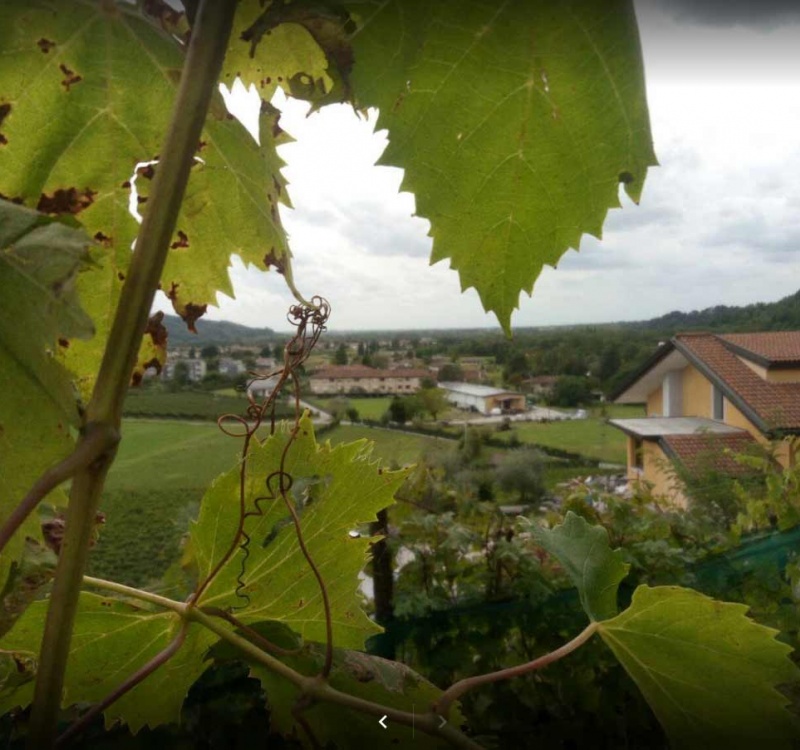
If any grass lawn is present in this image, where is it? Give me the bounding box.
[500,418,628,465]
[307,396,394,420]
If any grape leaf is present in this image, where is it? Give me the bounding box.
[248,640,459,748]
[0,1,289,394]
[0,199,93,586]
[0,592,217,733]
[529,511,629,622]
[598,586,800,748]
[187,415,408,649]
[347,0,657,331]
[221,0,337,103]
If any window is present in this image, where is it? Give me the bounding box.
[633,439,644,471]
[712,385,724,420]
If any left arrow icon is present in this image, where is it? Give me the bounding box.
[378,715,388,729]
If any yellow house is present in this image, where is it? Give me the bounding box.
[610,332,800,505]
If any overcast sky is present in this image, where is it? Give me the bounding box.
[190,0,800,333]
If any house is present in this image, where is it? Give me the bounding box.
[308,365,430,395]
[439,382,526,415]
[217,357,246,377]
[163,357,206,382]
[248,374,281,401]
[610,331,800,505]
[521,375,559,399]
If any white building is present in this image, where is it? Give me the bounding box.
[163,358,206,382]
[438,382,526,415]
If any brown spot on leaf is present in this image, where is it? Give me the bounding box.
[145,310,168,349]
[0,192,24,204]
[137,163,156,180]
[181,303,207,333]
[37,187,96,216]
[58,338,69,348]
[37,38,56,53]
[93,231,112,247]
[118,272,126,281]
[121,180,131,189]
[59,63,82,91]
[196,140,207,152]
[0,102,11,145]
[137,195,148,205]
[264,249,285,275]
[170,230,189,249]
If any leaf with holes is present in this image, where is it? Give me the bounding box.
[346,0,657,331]
[0,199,93,587]
[0,592,216,733]
[528,511,629,622]
[0,1,289,395]
[186,414,407,649]
[598,586,800,748]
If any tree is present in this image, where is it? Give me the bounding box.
[260,345,273,358]
[417,387,450,420]
[3,4,790,749]
[552,375,592,407]
[172,360,190,387]
[439,363,464,382]
[496,449,546,504]
[333,343,348,365]
[200,345,219,359]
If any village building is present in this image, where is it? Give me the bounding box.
[308,365,431,395]
[438,382,526,415]
[217,357,247,377]
[162,357,206,382]
[521,375,559,399]
[610,331,800,506]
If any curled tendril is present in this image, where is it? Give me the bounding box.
[193,297,330,607]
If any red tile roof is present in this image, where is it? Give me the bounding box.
[661,432,759,476]
[676,333,800,432]
[311,365,430,380]
[720,331,800,364]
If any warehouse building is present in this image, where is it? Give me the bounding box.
[438,382,526,415]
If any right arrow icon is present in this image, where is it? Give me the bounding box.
[438,715,447,729]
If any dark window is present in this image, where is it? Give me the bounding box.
[712,385,724,420]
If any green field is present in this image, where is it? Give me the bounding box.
[307,396,393,420]
[502,418,629,464]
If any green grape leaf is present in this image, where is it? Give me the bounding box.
[221,0,346,105]
[0,537,56,639]
[347,0,657,331]
[0,1,289,393]
[247,641,460,748]
[528,511,629,622]
[0,199,93,586]
[598,586,800,748]
[188,414,408,649]
[0,592,217,733]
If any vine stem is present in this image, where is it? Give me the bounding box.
[80,576,481,748]
[188,607,483,750]
[26,3,238,747]
[435,621,599,716]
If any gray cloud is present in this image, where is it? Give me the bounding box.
[651,0,800,27]
[704,209,800,260]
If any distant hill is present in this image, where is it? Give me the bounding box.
[162,289,800,347]
[164,315,275,347]
[629,289,800,334]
